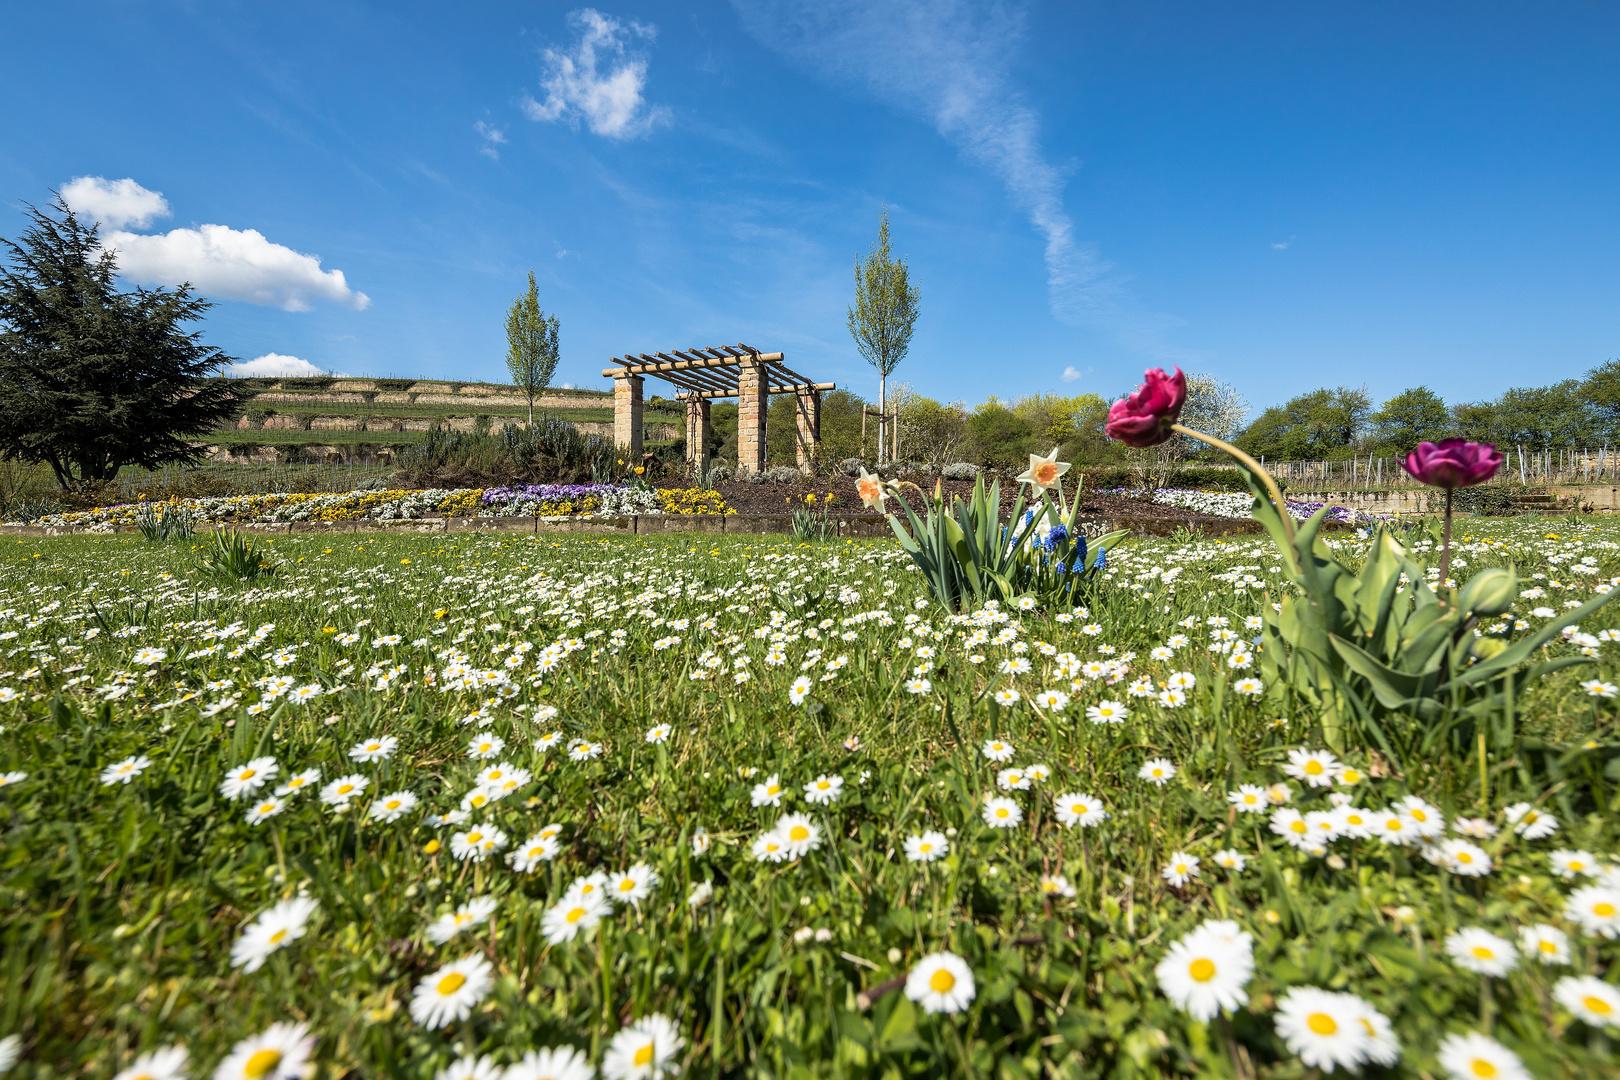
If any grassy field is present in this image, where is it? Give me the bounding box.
[0,521,1617,1078]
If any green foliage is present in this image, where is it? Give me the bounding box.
[200,529,280,581]
[503,270,561,423]
[791,495,838,542]
[1236,387,1374,461]
[966,401,1036,467]
[134,502,194,542]
[1372,386,1452,454]
[887,475,1127,611]
[0,197,245,488]
[847,208,920,383]
[1236,463,1616,765]
[396,420,615,485]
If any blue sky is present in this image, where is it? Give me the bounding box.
[2,1,1617,416]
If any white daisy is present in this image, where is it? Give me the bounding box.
[904,831,949,862]
[1162,852,1200,887]
[348,735,398,763]
[1154,920,1254,1020]
[1436,1032,1530,1080]
[1273,987,1371,1073]
[220,757,279,801]
[1137,758,1176,785]
[505,1046,594,1080]
[601,1013,683,1080]
[409,954,494,1029]
[1554,975,1620,1028]
[112,1045,188,1080]
[607,864,660,906]
[1565,885,1620,938]
[904,951,976,1014]
[981,738,1015,762]
[369,790,419,823]
[981,796,1022,828]
[1445,927,1518,976]
[100,755,153,786]
[212,1022,315,1079]
[426,896,498,945]
[1053,792,1107,828]
[1503,801,1558,840]
[802,774,843,805]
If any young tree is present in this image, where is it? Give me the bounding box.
[504,270,560,425]
[1371,386,1451,453]
[847,207,920,464]
[0,198,244,489]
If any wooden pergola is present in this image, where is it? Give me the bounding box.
[602,344,834,475]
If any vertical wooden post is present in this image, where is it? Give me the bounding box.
[795,388,821,475]
[613,373,644,459]
[685,394,711,471]
[737,354,768,475]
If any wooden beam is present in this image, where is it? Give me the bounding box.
[691,381,835,400]
[601,351,784,378]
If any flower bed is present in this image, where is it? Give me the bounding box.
[16,485,732,530]
[1098,487,1364,523]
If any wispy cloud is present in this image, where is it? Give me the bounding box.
[523,8,669,140]
[1061,365,1081,382]
[1272,235,1295,250]
[474,120,507,160]
[733,0,1201,362]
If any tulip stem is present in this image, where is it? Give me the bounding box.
[1441,488,1454,592]
[1170,425,1296,545]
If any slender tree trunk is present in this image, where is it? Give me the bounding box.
[528,390,534,427]
[879,372,887,466]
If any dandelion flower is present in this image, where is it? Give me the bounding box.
[904,831,949,862]
[1053,792,1106,828]
[904,951,976,1014]
[1154,921,1254,1020]
[1436,1032,1530,1080]
[1554,975,1620,1028]
[212,1022,315,1080]
[982,796,1022,829]
[1137,758,1175,785]
[409,954,493,1029]
[113,1045,188,1080]
[601,1013,683,1080]
[220,757,279,801]
[1272,987,1371,1073]
[1445,927,1518,976]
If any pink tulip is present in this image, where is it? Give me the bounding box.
[1105,367,1187,447]
[1402,439,1503,490]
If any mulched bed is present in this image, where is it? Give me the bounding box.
[708,476,1216,521]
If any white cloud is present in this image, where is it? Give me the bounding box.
[1272,236,1295,250]
[1061,366,1080,382]
[60,176,172,230]
[523,8,669,139]
[227,353,331,378]
[475,120,507,160]
[735,1,1203,362]
[106,223,369,312]
[61,175,369,312]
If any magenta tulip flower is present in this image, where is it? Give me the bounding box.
[1105,367,1188,447]
[1402,439,1503,490]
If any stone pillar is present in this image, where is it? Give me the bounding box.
[613,373,644,458]
[685,394,712,469]
[737,355,768,475]
[795,388,821,474]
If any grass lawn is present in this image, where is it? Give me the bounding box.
[0,522,1617,1078]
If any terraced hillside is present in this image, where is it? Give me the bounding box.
[205,376,688,463]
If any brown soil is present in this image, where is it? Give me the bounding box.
[710,476,1214,521]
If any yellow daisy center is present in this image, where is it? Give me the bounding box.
[1306,1013,1337,1036]
[268,928,288,944]
[566,907,586,924]
[466,832,483,844]
[633,1044,655,1067]
[437,972,466,995]
[240,769,256,780]
[1470,1060,1498,1078]
[1073,804,1088,814]
[789,825,810,841]
[1304,761,1323,775]
[243,1049,283,1079]
[1188,958,1216,982]
[1585,995,1614,1015]
[1290,821,1307,834]
[1593,902,1616,918]
[929,968,957,993]
[1471,946,1494,960]
[1539,940,1558,953]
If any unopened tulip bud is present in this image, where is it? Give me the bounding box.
[1460,567,1518,616]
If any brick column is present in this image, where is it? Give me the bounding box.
[737,355,767,475]
[685,394,711,469]
[795,388,821,474]
[613,373,644,458]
